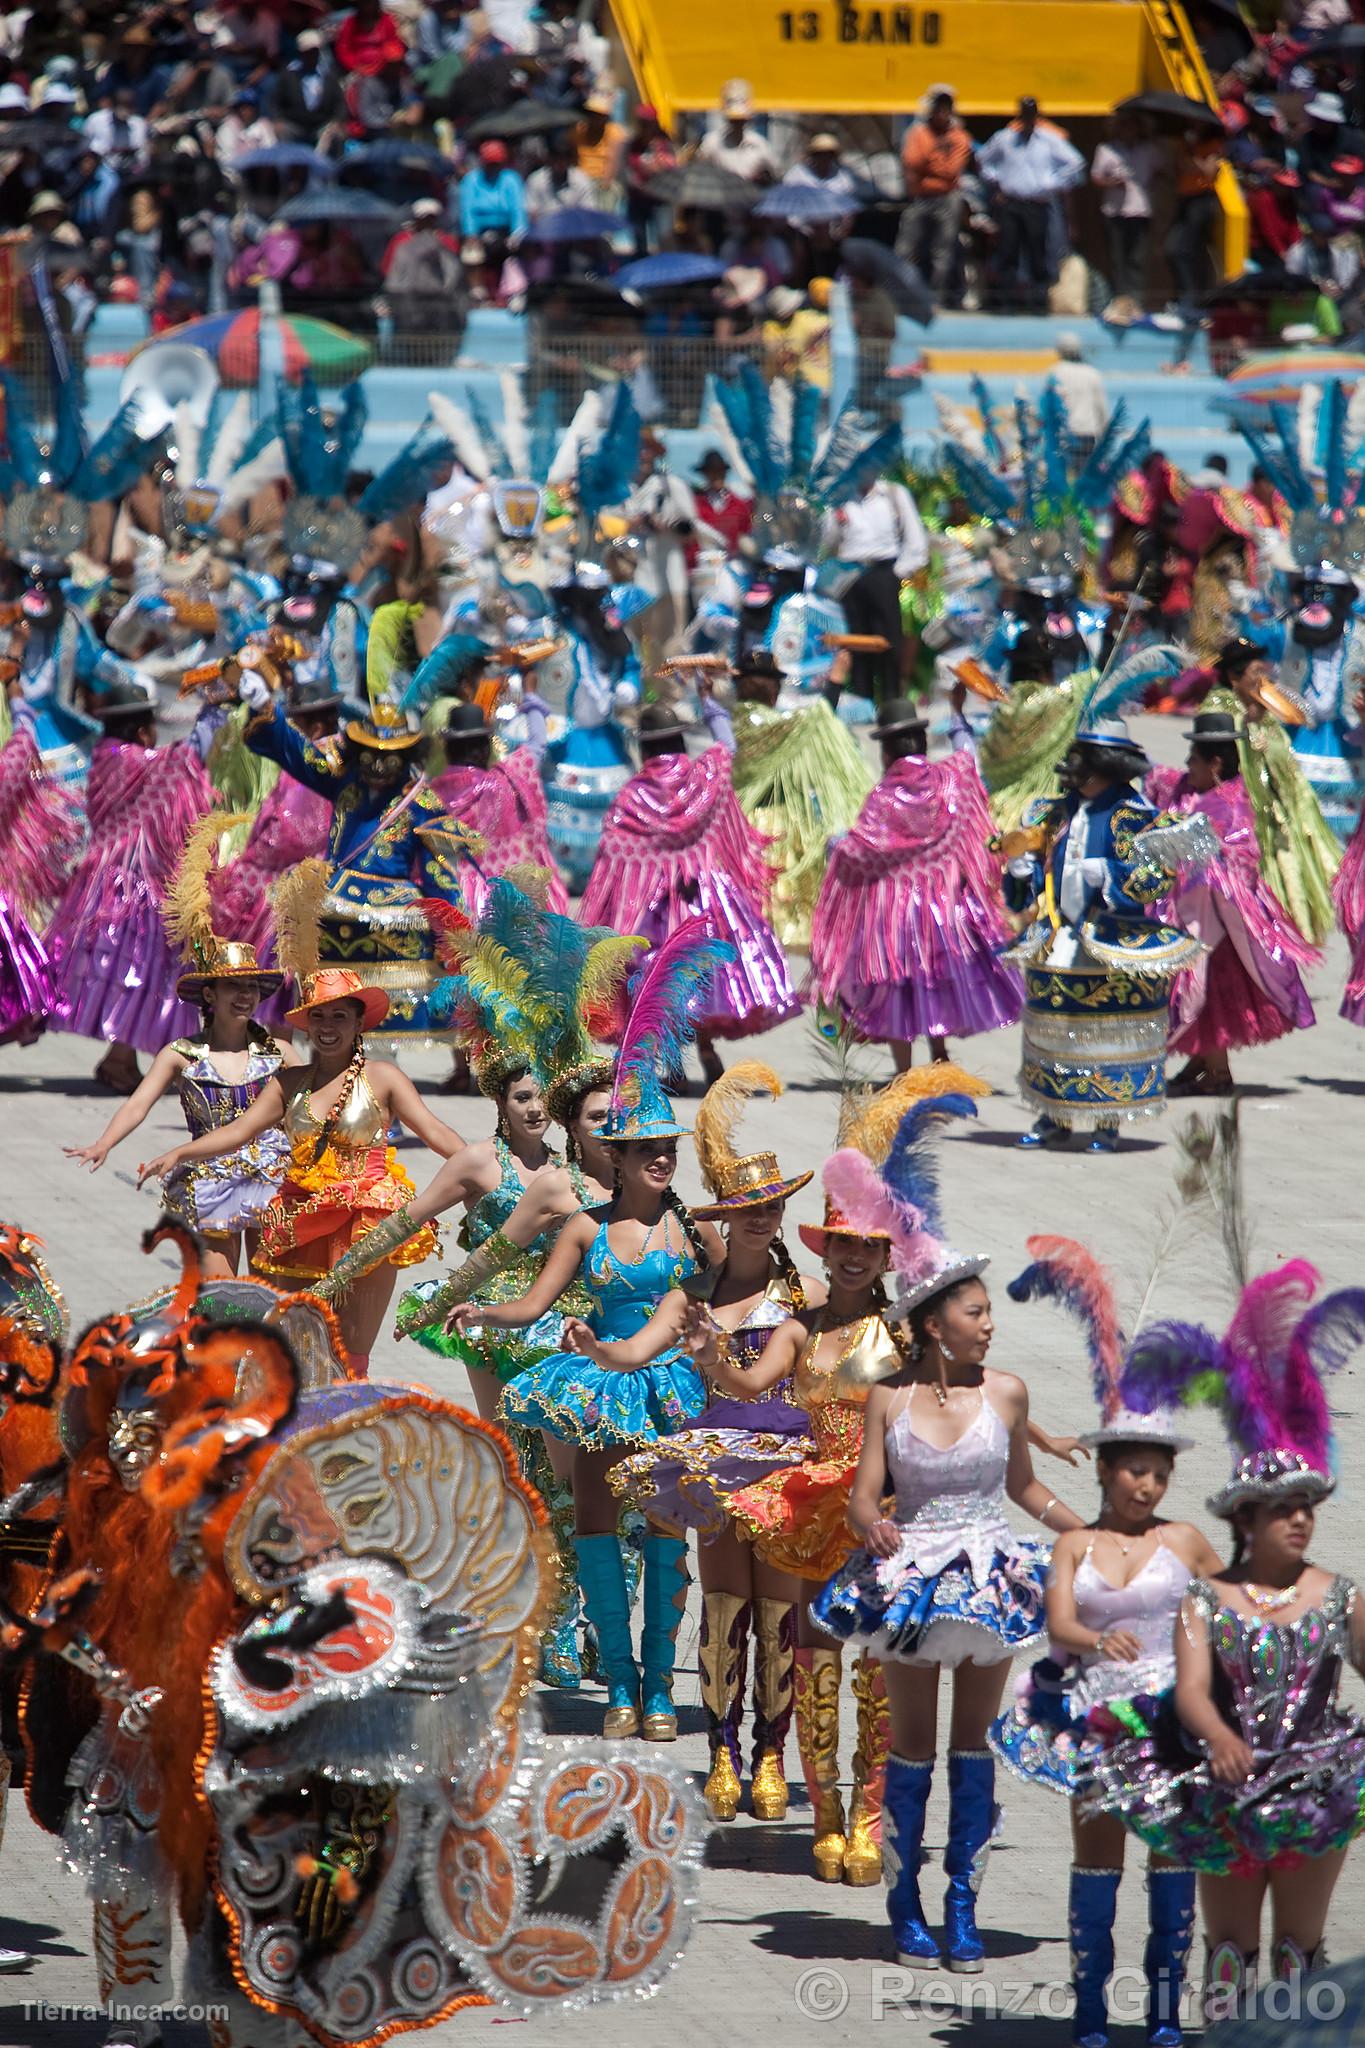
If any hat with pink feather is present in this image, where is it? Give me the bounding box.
[807,1066,991,1314]
[1116,1259,1364,1517]
[1006,1236,1193,1453]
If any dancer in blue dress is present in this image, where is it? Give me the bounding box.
[453,924,729,1740]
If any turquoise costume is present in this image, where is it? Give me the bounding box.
[500,1219,706,1449]
[246,698,474,1038]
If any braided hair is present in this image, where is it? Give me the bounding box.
[663,1185,711,1270]
[769,1233,806,1315]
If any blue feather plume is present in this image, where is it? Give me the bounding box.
[1322,379,1349,514]
[403,631,491,712]
[278,373,367,499]
[715,363,783,497]
[881,1094,979,1238]
[942,439,1015,522]
[1071,400,1134,512]
[49,376,87,489]
[790,377,821,486]
[971,374,1005,468]
[358,419,455,524]
[0,373,45,493]
[70,397,155,503]
[1014,397,1038,520]
[529,388,559,484]
[822,422,903,508]
[578,381,641,524]
[1038,381,1071,504]
[1235,415,1315,513]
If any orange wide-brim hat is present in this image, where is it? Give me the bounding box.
[283,968,390,1033]
[797,1202,892,1258]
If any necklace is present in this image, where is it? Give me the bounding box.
[1098,1526,1153,1558]
[1242,1579,1302,1614]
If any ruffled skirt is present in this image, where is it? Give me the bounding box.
[1169,937,1312,1057]
[49,876,199,1055]
[725,1453,862,1583]
[811,1538,1050,1667]
[1080,1693,1365,1875]
[256,1142,436,1280]
[987,1652,1176,1796]
[161,1132,291,1239]
[607,1395,813,1538]
[0,891,58,1044]
[500,1343,708,1449]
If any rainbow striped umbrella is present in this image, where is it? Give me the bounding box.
[1225,350,1365,403]
[128,310,372,387]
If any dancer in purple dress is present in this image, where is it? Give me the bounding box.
[580,704,798,1083]
[45,683,214,1091]
[0,724,82,1046]
[809,700,1022,1069]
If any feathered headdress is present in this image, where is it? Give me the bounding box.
[941,373,1149,549]
[601,921,733,1143]
[271,855,329,990]
[276,372,367,576]
[163,809,285,1003]
[801,1067,990,1313]
[1006,1235,1193,1451]
[691,1061,813,1217]
[1240,384,1365,582]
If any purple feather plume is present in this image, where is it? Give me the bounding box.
[1222,1262,1319,1453]
[1279,1286,1365,1473]
[1119,1319,1226,1419]
[608,918,733,1124]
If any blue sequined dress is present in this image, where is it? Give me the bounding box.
[499,1218,706,1448]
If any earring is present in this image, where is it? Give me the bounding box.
[939,1341,957,1365]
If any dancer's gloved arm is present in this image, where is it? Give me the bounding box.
[443,1209,595,1333]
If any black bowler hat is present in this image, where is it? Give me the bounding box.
[1185,709,1241,742]
[638,701,691,744]
[873,696,928,738]
[287,676,345,716]
[733,647,784,682]
[1214,635,1264,676]
[444,701,491,739]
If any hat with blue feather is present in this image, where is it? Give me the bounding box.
[1238,383,1365,584]
[276,373,368,582]
[710,361,903,554]
[601,921,734,1143]
[0,372,163,570]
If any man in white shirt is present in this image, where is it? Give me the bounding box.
[698,81,778,185]
[1051,333,1109,453]
[977,97,1084,310]
[1091,112,1161,319]
[821,474,928,703]
[82,89,149,171]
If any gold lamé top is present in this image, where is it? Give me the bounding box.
[283,1067,388,1152]
[795,1311,901,1408]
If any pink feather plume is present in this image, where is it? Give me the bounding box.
[607,916,732,1122]
[822,1149,939,1281]
[1222,1260,1320,1454]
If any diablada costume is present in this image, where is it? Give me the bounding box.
[1001,720,1203,1141]
[1081,1250,1365,2012]
[244,611,479,1042]
[10,1230,706,2046]
[983,1234,1198,2048]
[609,1065,814,1827]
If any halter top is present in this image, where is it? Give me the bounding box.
[463,1136,564,1252]
[581,1216,700,1341]
[174,1037,284,1141]
[794,1310,902,1464]
[1070,1537,1193,1710]
[282,1066,388,1154]
[885,1387,1013,1580]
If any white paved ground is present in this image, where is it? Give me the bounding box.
[1,714,1362,2046]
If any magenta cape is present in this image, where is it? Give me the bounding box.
[210,771,332,1030]
[0,730,82,1042]
[809,752,1022,1041]
[581,746,797,1036]
[48,738,214,1054]
[432,747,569,916]
[1147,768,1317,1056]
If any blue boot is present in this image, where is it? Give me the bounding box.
[1019,1116,1067,1149]
[1086,1126,1119,1154]
[1070,1867,1122,2047]
[640,1531,689,1740]
[1145,1869,1195,2046]
[943,1749,995,1973]
[883,1756,939,1964]
[573,1533,640,1737]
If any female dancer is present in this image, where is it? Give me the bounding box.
[1082,1257,1365,2020]
[456,930,730,1739]
[138,966,464,1370]
[65,814,296,1279]
[809,1121,1084,1967]
[608,1063,821,1823]
[989,1237,1220,2048]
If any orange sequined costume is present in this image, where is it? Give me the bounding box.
[726,1309,903,1582]
[256,1065,436,1279]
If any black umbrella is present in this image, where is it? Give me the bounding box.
[466,98,583,141]
[441,55,536,119]
[644,158,757,211]
[1115,89,1226,130]
[278,186,403,228]
[839,236,934,325]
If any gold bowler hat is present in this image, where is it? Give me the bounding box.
[176,938,285,1003]
[344,698,425,752]
[691,1062,812,1217]
[693,1151,812,1218]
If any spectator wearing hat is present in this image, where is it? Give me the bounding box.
[711,263,767,343]
[573,89,627,204]
[20,188,86,270]
[690,450,753,558]
[977,96,1084,311]
[761,282,831,388]
[268,29,346,141]
[820,471,929,705]
[1090,109,1162,320]
[786,132,861,206]
[218,87,279,168]
[899,85,974,303]
[1298,90,1365,181]
[459,140,527,301]
[698,81,778,184]
[1286,210,1362,298]
[381,194,465,334]
[99,22,171,118]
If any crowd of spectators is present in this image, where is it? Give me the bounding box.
[0,0,1361,373]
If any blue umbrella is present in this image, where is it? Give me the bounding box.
[612,251,727,291]
[234,144,335,177]
[338,141,452,180]
[528,206,624,243]
[754,180,857,224]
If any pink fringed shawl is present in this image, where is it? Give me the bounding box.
[0,729,83,921]
[809,752,1010,991]
[433,747,569,915]
[581,746,775,931]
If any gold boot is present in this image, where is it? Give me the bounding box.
[793,1644,845,1881]
[698,1591,750,1821]
[750,1596,796,1821]
[843,1653,891,1886]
